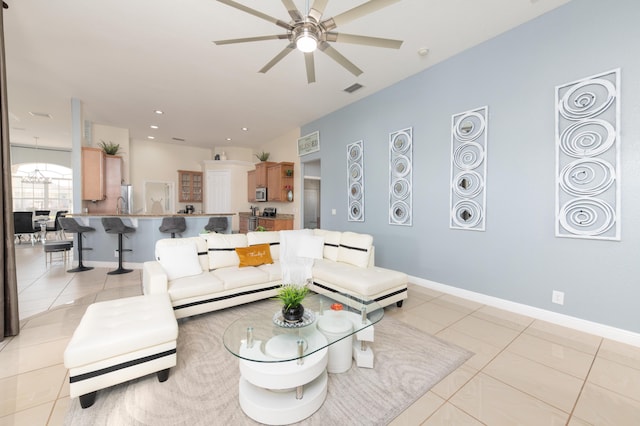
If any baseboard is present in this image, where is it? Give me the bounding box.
[409,275,640,348]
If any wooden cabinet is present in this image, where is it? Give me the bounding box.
[267,162,294,202]
[254,161,275,187]
[247,170,256,202]
[82,147,106,201]
[257,217,293,231]
[178,170,203,202]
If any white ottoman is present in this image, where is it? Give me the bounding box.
[64,294,178,408]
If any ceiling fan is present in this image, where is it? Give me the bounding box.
[213,0,403,83]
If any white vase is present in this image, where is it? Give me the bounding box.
[220,151,227,161]
[287,190,293,202]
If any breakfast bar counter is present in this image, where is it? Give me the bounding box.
[68,213,234,266]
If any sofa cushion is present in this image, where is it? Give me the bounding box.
[247,231,280,260]
[279,229,314,260]
[236,243,273,267]
[312,259,407,298]
[207,233,247,270]
[155,240,202,281]
[212,266,272,291]
[313,229,342,261]
[337,231,373,268]
[257,261,282,282]
[167,271,224,301]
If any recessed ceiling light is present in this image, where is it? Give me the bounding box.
[241,127,248,131]
[150,125,159,129]
[226,137,232,141]
[154,110,164,115]
[147,136,155,140]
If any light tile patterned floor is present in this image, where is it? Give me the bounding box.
[2,244,640,425]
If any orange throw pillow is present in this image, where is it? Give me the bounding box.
[235,243,273,267]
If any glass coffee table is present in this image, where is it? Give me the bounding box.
[223,292,384,425]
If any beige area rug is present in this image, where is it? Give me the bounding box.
[64,301,472,425]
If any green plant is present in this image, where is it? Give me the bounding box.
[274,284,309,310]
[255,151,270,161]
[256,225,267,232]
[98,140,121,155]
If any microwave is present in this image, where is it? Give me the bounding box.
[255,187,267,202]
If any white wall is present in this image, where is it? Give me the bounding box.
[302,0,640,333]
[130,139,213,214]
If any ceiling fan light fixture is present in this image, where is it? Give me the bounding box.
[296,31,318,53]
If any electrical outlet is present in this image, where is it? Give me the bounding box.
[114,250,119,258]
[552,290,564,305]
[331,209,336,215]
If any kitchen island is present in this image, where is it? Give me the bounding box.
[68,213,234,267]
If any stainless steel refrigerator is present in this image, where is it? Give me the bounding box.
[120,184,133,214]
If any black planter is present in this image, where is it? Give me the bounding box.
[282,304,305,323]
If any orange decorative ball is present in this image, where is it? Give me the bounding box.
[330,303,343,311]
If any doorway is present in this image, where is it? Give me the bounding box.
[302,159,321,229]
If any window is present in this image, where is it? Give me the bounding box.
[12,163,73,212]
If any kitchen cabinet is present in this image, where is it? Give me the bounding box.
[257,217,293,231]
[82,147,106,201]
[178,170,203,202]
[267,162,294,202]
[254,161,275,188]
[247,170,256,202]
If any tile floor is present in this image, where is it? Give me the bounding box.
[2,244,640,425]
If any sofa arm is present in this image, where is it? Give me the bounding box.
[143,261,169,295]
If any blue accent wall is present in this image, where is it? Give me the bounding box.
[302,0,640,332]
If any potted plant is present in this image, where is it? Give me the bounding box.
[255,151,270,162]
[98,140,121,156]
[274,284,309,323]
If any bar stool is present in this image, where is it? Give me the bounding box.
[159,217,187,238]
[58,217,95,273]
[102,218,136,275]
[204,217,228,233]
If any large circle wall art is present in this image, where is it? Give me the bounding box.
[389,128,413,226]
[555,69,620,241]
[347,140,364,222]
[450,106,488,231]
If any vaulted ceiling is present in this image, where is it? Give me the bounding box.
[4,0,570,149]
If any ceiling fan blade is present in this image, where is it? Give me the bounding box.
[308,0,329,23]
[281,0,303,21]
[217,0,292,30]
[326,32,403,49]
[304,52,316,84]
[214,34,289,45]
[323,0,401,30]
[318,41,363,77]
[259,43,296,74]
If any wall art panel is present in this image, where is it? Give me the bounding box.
[347,140,364,222]
[450,106,488,231]
[555,69,620,241]
[389,128,413,226]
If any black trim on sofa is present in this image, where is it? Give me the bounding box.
[338,244,368,252]
[173,285,280,311]
[324,242,339,248]
[312,282,407,305]
[249,242,280,247]
[208,247,236,252]
[69,348,177,383]
[197,251,207,256]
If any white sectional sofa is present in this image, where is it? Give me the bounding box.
[143,229,408,319]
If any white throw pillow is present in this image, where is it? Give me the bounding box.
[156,241,202,281]
[279,229,313,260]
[313,229,342,261]
[297,235,324,259]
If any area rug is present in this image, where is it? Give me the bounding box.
[64,301,472,425]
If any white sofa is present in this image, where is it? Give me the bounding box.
[143,229,408,319]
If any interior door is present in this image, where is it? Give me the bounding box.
[303,182,320,229]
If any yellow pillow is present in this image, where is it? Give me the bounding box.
[235,243,273,267]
